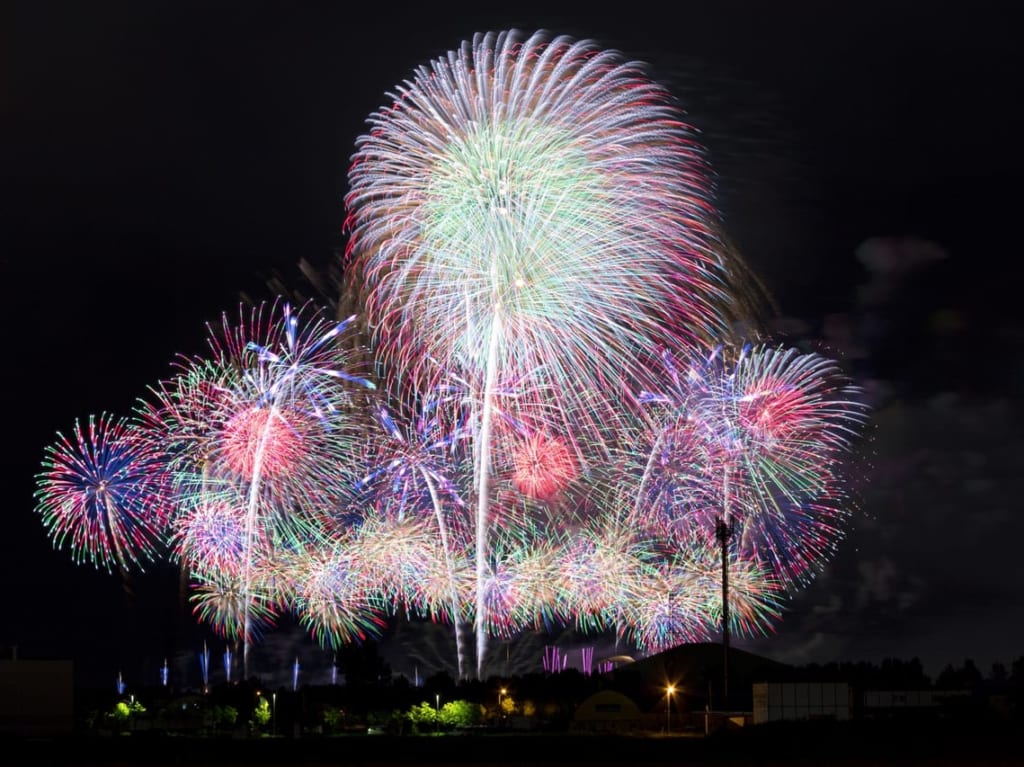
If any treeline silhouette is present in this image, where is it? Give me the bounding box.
[770,655,1023,695]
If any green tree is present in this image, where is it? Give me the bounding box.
[404,699,482,733]
[106,699,146,732]
[440,699,481,729]
[211,704,239,730]
[251,696,271,732]
[321,707,347,734]
[405,701,438,734]
[110,701,132,725]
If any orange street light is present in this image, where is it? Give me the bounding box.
[666,685,676,733]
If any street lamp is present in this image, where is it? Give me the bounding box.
[498,687,507,722]
[272,692,276,737]
[435,693,440,735]
[705,680,712,736]
[665,685,675,734]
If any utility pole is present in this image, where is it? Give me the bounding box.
[716,517,732,705]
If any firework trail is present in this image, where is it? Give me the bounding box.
[211,300,371,675]
[34,412,170,573]
[345,28,750,677]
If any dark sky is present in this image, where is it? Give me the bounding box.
[4,2,1022,691]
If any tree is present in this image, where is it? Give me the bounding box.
[105,699,146,733]
[440,699,482,729]
[321,706,347,734]
[988,662,1009,685]
[879,657,930,688]
[405,698,483,731]
[211,704,239,730]
[405,701,438,734]
[499,694,515,718]
[251,696,271,732]
[336,641,391,687]
[936,659,984,692]
[1010,657,1024,717]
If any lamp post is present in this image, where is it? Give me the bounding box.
[716,516,733,705]
[498,687,507,723]
[272,692,276,737]
[435,693,440,735]
[665,685,675,734]
[705,680,711,736]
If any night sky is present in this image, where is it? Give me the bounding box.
[4,2,1022,691]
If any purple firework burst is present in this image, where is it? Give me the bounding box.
[34,412,170,572]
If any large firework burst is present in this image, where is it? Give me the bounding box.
[345,29,749,436]
[345,28,757,675]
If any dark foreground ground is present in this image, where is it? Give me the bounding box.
[1,721,1020,767]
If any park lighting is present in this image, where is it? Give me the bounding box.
[666,685,676,733]
[498,687,507,720]
[272,692,276,737]
[435,693,440,734]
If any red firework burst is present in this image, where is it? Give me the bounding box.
[512,432,577,502]
[220,405,306,482]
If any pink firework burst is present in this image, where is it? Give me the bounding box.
[220,404,310,483]
[171,497,251,578]
[511,431,578,502]
[135,297,375,675]
[631,342,871,590]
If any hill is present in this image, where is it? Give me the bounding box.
[605,641,792,710]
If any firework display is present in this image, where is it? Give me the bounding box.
[33,29,871,680]
[344,28,765,675]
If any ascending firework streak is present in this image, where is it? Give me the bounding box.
[199,641,210,690]
[345,28,748,678]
